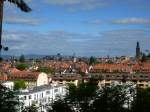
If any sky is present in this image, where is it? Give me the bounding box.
[2,0,150,57]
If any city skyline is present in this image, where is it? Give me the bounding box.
[2,0,150,56]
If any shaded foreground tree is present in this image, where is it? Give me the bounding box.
[0,0,31,58]
[0,84,20,112]
[92,85,130,112]
[49,82,135,112]
[49,98,74,112]
[49,80,98,112]
[131,88,150,112]
[22,104,38,112]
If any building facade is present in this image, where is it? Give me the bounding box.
[17,84,66,112]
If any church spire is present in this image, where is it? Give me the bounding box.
[136,41,141,61]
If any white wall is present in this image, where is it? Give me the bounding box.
[2,81,14,90]
[37,72,48,86]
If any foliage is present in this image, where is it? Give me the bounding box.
[37,67,54,74]
[89,56,98,65]
[131,88,150,112]
[16,63,29,71]
[14,80,26,90]
[50,82,136,112]
[0,84,20,112]
[92,85,130,112]
[50,80,98,112]
[22,104,38,112]
[141,53,150,62]
[19,55,25,63]
[0,57,3,62]
[49,98,74,112]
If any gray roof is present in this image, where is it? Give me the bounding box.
[16,84,65,95]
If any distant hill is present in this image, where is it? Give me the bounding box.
[1,54,47,60]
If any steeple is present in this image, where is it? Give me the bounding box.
[136,41,141,61]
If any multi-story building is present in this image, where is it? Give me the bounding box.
[51,73,81,86]
[17,84,66,112]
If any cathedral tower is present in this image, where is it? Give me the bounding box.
[136,41,141,61]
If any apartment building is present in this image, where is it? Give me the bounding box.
[17,84,66,112]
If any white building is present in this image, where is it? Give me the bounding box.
[17,84,66,112]
[2,81,14,90]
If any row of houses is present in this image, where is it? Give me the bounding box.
[1,68,150,89]
[89,62,150,73]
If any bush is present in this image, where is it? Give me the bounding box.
[16,63,29,71]
[14,80,26,90]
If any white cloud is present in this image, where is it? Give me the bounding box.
[84,19,101,25]
[43,0,109,10]
[111,17,150,25]
[4,17,41,25]
[44,0,81,5]
[2,29,150,56]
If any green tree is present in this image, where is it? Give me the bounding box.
[37,67,54,74]
[50,80,98,112]
[92,85,130,112]
[50,83,132,112]
[78,71,86,83]
[16,63,29,71]
[22,104,38,112]
[19,55,25,63]
[141,53,147,62]
[14,80,26,90]
[49,98,74,112]
[0,56,3,62]
[131,88,150,112]
[89,56,97,65]
[0,84,20,112]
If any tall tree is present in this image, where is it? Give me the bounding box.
[0,84,20,112]
[22,104,38,112]
[89,56,97,65]
[50,83,133,112]
[0,0,31,57]
[131,88,150,112]
[49,98,74,112]
[19,54,25,62]
[92,85,130,112]
[50,80,98,112]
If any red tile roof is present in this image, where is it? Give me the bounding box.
[8,71,40,81]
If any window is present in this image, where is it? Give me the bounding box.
[29,95,32,99]
[54,89,58,93]
[139,84,144,87]
[140,75,143,78]
[24,96,26,100]
[106,75,110,77]
[20,97,24,100]
[42,93,43,98]
[34,94,36,100]
[46,91,50,95]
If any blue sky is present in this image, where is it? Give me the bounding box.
[2,0,150,57]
